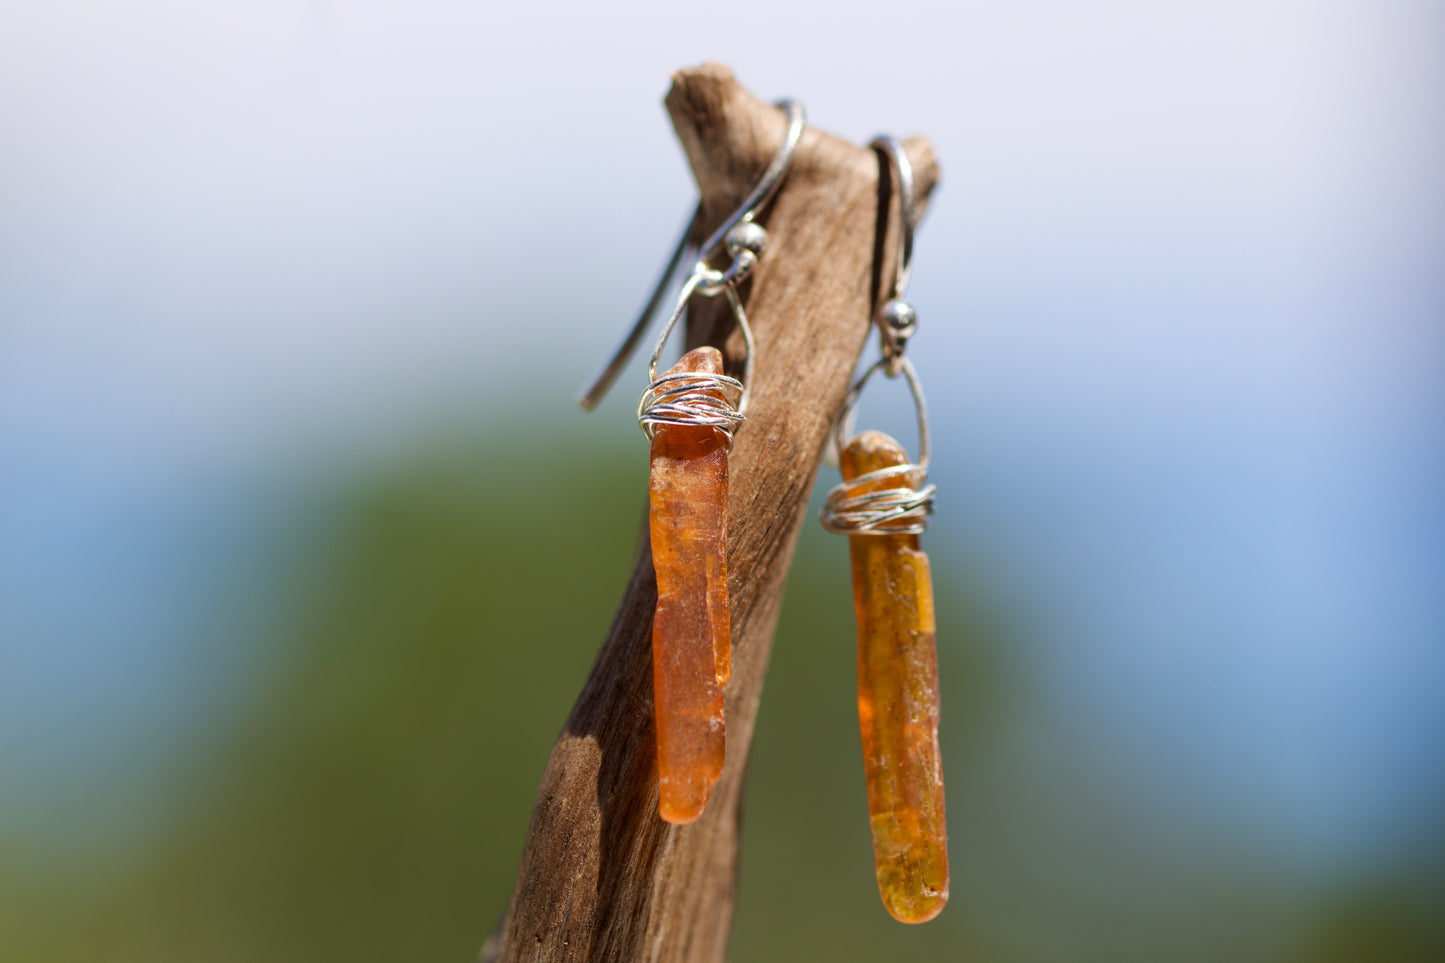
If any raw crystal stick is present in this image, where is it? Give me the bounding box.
[841,430,949,923]
[649,347,730,824]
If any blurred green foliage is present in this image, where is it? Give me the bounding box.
[1,425,1440,961]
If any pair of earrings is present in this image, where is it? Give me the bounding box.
[578,109,947,924]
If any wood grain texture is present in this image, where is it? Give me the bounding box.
[488,63,938,963]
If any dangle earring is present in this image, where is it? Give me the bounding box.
[577,101,806,824]
[820,135,948,922]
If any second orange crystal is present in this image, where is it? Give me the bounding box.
[841,430,949,923]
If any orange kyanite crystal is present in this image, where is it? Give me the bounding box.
[841,430,949,923]
[649,346,730,824]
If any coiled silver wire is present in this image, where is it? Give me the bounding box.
[637,371,745,445]
[820,357,935,535]
[821,469,935,535]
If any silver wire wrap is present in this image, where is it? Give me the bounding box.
[821,472,936,535]
[637,271,750,447]
[637,371,745,445]
[575,100,806,417]
[821,356,935,535]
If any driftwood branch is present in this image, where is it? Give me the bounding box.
[488,63,938,963]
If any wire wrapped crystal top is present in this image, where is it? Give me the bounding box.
[635,266,756,446]
[821,465,936,535]
[820,357,935,536]
[638,368,745,446]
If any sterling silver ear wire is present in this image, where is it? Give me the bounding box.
[872,134,919,378]
[821,134,937,535]
[576,99,805,440]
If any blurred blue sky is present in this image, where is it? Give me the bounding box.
[2,0,1442,882]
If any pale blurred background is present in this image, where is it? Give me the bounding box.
[2,2,1442,960]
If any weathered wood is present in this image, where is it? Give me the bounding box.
[489,63,938,963]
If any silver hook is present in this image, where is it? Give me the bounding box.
[575,206,698,412]
[869,135,919,376]
[576,99,806,411]
[694,99,806,266]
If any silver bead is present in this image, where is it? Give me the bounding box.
[878,299,918,339]
[725,222,768,258]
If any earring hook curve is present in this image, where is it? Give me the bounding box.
[576,99,806,411]
[869,135,919,375]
